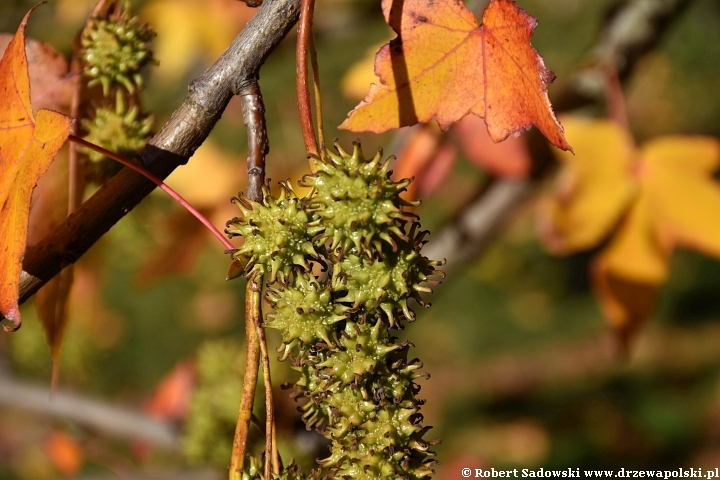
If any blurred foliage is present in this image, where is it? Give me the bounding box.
[0,0,719,478]
[182,340,247,467]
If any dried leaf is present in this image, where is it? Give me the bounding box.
[341,0,571,152]
[0,6,72,330]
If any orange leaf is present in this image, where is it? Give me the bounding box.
[145,360,196,421]
[0,6,71,330]
[44,430,83,477]
[16,35,79,383]
[418,139,457,198]
[340,0,571,152]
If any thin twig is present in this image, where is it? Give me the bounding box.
[14,0,302,317]
[230,280,261,479]
[68,135,235,251]
[296,0,319,163]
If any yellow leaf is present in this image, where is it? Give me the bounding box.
[539,115,720,343]
[642,136,720,256]
[340,40,388,101]
[142,0,255,80]
[539,117,637,253]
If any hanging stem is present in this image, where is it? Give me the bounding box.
[68,135,234,251]
[309,33,326,162]
[296,0,319,165]
[229,279,262,479]
[254,315,278,477]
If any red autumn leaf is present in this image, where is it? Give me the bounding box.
[392,115,530,202]
[341,0,571,152]
[0,6,72,330]
[454,114,530,178]
[144,360,196,421]
[392,125,442,201]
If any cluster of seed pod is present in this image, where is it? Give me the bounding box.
[227,142,444,479]
[80,0,156,95]
[79,0,154,178]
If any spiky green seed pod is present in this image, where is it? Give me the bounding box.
[316,320,400,387]
[226,182,323,283]
[81,93,153,177]
[265,273,347,359]
[227,142,443,479]
[332,228,444,326]
[80,2,156,95]
[300,142,418,259]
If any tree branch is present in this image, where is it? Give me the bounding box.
[422,0,693,273]
[0,374,179,447]
[11,0,301,316]
[428,322,720,402]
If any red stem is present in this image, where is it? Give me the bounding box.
[296,0,318,163]
[68,135,235,251]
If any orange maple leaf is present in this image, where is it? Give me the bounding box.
[539,116,720,343]
[340,0,571,152]
[0,6,72,330]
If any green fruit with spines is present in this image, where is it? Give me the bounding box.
[316,320,400,387]
[226,141,443,479]
[300,141,418,260]
[332,227,444,327]
[80,1,156,95]
[264,272,347,359]
[226,182,322,284]
[81,91,153,178]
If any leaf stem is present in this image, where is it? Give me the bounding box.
[254,313,277,477]
[296,0,319,167]
[229,279,262,479]
[68,135,234,251]
[309,28,326,161]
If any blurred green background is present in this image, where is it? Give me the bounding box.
[1,0,720,478]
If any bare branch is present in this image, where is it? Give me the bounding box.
[423,0,693,274]
[430,322,720,401]
[13,0,301,314]
[0,375,179,447]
